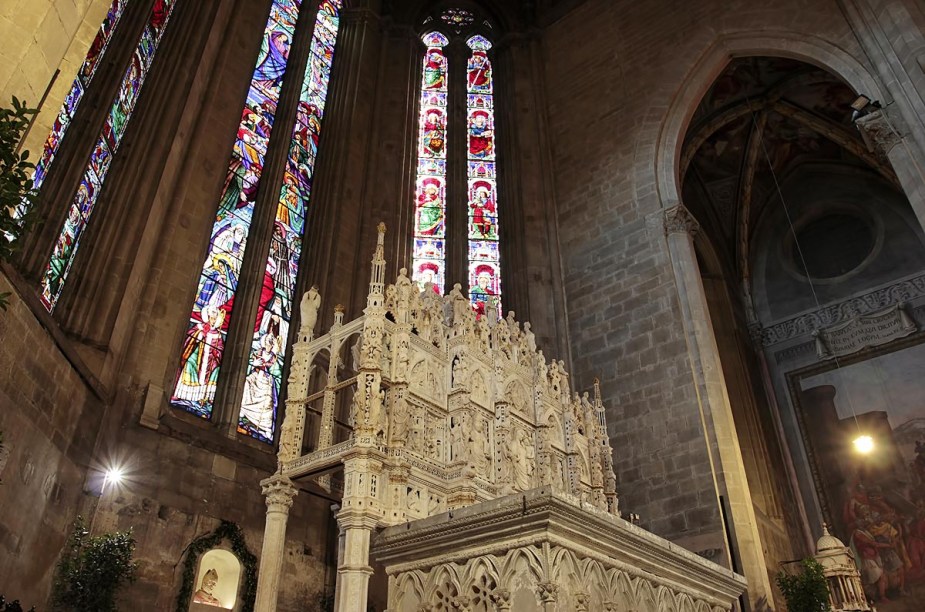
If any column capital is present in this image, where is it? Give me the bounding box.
[855,109,903,157]
[261,474,298,511]
[536,581,559,603]
[663,204,700,237]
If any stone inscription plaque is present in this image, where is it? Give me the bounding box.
[815,304,915,358]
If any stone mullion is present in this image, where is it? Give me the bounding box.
[492,36,523,321]
[212,0,321,436]
[297,1,382,321]
[664,204,773,609]
[54,0,222,351]
[18,0,159,281]
[446,38,469,292]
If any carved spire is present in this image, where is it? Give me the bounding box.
[367,222,387,310]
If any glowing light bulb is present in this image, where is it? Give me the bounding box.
[853,435,874,454]
[104,467,124,486]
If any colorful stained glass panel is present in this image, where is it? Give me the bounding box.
[40,0,178,311]
[411,32,449,295]
[238,0,343,443]
[171,0,304,418]
[29,0,129,196]
[466,35,501,317]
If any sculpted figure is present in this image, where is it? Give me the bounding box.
[389,391,409,444]
[192,568,222,606]
[517,428,535,490]
[476,315,491,351]
[451,413,469,462]
[502,429,518,484]
[582,392,597,437]
[471,418,490,473]
[300,286,321,337]
[523,321,536,354]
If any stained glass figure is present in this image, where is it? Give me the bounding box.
[28,0,129,198]
[411,32,449,295]
[238,0,343,443]
[171,0,304,419]
[466,35,501,318]
[40,0,177,311]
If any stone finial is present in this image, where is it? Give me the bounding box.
[663,204,700,236]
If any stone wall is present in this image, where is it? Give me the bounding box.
[537,0,870,553]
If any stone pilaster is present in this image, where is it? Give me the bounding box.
[254,474,298,612]
[663,204,773,610]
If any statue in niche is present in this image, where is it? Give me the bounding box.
[471,371,487,404]
[409,416,423,452]
[406,487,422,514]
[389,391,409,445]
[299,287,321,338]
[451,413,469,462]
[515,428,535,490]
[376,389,388,441]
[501,429,517,484]
[452,354,469,388]
[471,418,490,473]
[192,568,222,607]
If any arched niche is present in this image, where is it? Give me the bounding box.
[176,521,257,612]
[190,548,241,610]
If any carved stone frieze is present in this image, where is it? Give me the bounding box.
[760,273,925,347]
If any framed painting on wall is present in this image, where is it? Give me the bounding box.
[789,334,925,610]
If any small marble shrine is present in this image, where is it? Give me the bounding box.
[251,224,747,611]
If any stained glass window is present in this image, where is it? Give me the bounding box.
[29,0,130,198]
[39,0,177,311]
[410,31,449,294]
[238,0,343,443]
[465,35,501,319]
[170,0,303,419]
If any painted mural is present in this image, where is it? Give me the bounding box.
[796,339,925,610]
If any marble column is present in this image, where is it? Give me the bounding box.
[663,204,773,610]
[254,474,298,612]
[333,512,378,612]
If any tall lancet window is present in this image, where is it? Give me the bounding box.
[410,11,503,317]
[31,0,129,196]
[238,0,342,442]
[39,0,179,310]
[411,31,450,295]
[465,34,501,319]
[171,0,343,442]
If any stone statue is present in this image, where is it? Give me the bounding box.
[581,392,597,437]
[389,391,410,445]
[192,568,222,606]
[471,418,490,473]
[516,429,535,490]
[300,286,321,338]
[451,413,468,462]
[523,321,536,354]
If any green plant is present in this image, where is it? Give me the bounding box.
[0,96,39,309]
[175,521,257,612]
[776,558,831,612]
[51,517,137,612]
